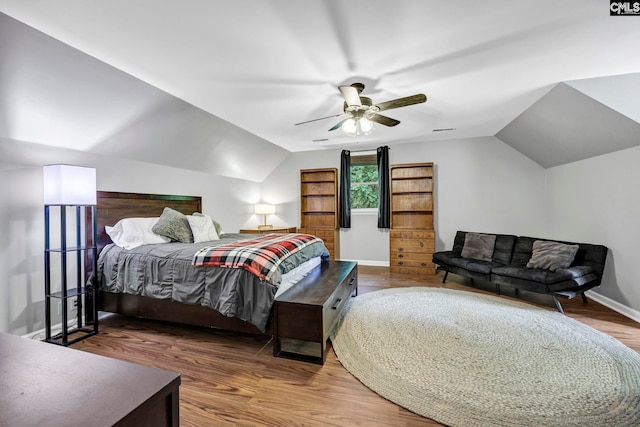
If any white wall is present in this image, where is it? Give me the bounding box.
[545,145,640,315]
[0,138,263,336]
[5,134,639,335]
[387,136,547,250]
[262,136,547,264]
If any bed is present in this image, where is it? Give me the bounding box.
[87,191,329,336]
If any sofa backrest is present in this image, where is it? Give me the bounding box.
[453,231,517,264]
[513,236,608,282]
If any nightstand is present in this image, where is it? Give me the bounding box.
[239,226,297,234]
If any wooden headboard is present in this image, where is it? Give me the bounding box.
[86,191,202,256]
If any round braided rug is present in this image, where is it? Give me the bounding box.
[330,287,640,427]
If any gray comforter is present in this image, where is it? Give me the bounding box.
[96,233,329,332]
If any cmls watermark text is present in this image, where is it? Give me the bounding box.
[610,1,640,15]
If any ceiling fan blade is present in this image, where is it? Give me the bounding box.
[329,118,350,131]
[368,114,400,127]
[295,113,345,126]
[339,85,362,107]
[374,94,427,112]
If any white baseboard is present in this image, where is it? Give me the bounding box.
[586,290,640,324]
[23,320,77,341]
[338,259,390,267]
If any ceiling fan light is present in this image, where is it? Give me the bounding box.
[342,117,374,136]
[341,118,357,136]
[359,118,374,135]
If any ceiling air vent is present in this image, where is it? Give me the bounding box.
[432,128,456,132]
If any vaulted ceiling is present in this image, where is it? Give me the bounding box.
[1,1,639,174]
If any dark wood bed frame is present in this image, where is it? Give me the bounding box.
[86,191,267,335]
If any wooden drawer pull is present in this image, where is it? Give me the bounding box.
[421,262,427,266]
[420,241,424,247]
[398,247,404,252]
[332,298,343,310]
[398,254,404,258]
[398,261,404,266]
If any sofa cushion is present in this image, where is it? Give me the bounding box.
[461,233,496,261]
[464,260,505,275]
[433,253,473,270]
[432,251,502,275]
[511,236,537,267]
[492,234,517,264]
[491,265,575,285]
[452,231,468,255]
[527,240,579,272]
[433,251,458,265]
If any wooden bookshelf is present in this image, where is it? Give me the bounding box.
[390,163,435,274]
[298,168,340,260]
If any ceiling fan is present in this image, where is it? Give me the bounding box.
[295,83,427,136]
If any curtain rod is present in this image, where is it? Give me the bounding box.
[348,147,390,153]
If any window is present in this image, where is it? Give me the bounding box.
[350,153,378,209]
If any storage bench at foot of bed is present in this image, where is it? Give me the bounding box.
[273,261,357,364]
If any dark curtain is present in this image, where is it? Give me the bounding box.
[339,150,351,228]
[377,145,391,228]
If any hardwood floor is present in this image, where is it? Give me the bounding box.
[72,266,640,426]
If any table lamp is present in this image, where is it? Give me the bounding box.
[254,203,275,230]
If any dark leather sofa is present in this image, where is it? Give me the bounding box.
[432,231,608,313]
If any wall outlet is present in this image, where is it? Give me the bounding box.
[56,300,78,316]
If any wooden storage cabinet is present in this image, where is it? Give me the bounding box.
[273,261,357,364]
[297,227,339,260]
[239,226,297,234]
[299,168,340,260]
[390,230,436,274]
[390,163,436,275]
[1,332,180,426]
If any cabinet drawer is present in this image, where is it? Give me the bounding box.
[391,251,434,262]
[323,269,357,336]
[390,239,435,253]
[390,258,435,269]
[299,228,338,260]
[298,228,334,238]
[390,230,435,239]
[390,265,437,275]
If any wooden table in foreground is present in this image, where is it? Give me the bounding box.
[0,332,180,427]
[273,260,358,364]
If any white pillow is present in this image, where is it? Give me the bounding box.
[193,212,224,236]
[187,214,220,243]
[106,217,170,250]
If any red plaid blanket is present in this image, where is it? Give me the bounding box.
[192,233,323,282]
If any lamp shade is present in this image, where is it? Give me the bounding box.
[254,204,276,215]
[43,164,97,205]
[342,117,374,136]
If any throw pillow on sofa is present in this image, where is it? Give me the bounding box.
[526,240,579,272]
[461,233,497,261]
